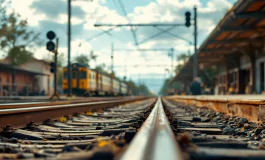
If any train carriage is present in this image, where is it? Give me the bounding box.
[62,63,97,96]
[120,82,128,96]
[112,78,120,96]
[62,63,129,96]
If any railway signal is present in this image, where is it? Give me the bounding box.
[46,31,56,51]
[50,62,56,73]
[185,11,191,27]
[46,31,60,100]
[185,7,197,78]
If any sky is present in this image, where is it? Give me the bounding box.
[8,0,237,94]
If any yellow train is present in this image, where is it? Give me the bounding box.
[62,63,129,96]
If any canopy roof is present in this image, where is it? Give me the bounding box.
[0,63,47,76]
[173,0,265,83]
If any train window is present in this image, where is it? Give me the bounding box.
[73,72,76,79]
[80,72,87,79]
[64,72,68,78]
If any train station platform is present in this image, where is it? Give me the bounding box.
[167,95,265,123]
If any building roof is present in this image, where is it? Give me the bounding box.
[173,0,265,84]
[0,63,47,76]
[0,57,50,66]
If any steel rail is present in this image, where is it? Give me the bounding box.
[0,98,146,115]
[119,98,183,160]
[0,97,150,128]
[0,97,131,109]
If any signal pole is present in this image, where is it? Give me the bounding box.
[193,6,198,78]
[67,0,72,97]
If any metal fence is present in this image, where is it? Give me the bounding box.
[0,83,32,96]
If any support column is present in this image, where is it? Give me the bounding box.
[245,47,257,94]
[249,53,256,94]
[225,54,241,94]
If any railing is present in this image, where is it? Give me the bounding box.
[0,83,32,97]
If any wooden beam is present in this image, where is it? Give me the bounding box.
[221,26,265,32]
[210,38,263,44]
[234,11,265,19]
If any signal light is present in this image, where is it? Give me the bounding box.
[185,11,191,27]
[46,41,55,51]
[46,31,56,52]
[47,31,56,40]
[50,62,56,73]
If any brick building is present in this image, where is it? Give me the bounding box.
[0,58,54,96]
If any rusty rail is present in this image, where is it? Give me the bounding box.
[0,97,136,109]
[0,97,149,128]
[119,98,183,160]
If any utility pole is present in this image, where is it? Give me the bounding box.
[54,38,59,97]
[111,43,114,76]
[67,0,72,97]
[124,55,127,81]
[171,48,174,77]
[193,6,198,78]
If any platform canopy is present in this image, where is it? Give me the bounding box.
[173,0,265,83]
[198,0,265,65]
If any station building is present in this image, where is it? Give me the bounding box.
[173,0,265,95]
[0,58,54,96]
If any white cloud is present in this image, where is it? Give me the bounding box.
[7,0,236,93]
[11,0,46,26]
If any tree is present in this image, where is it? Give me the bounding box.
[94,64,114,77]
[74,54,90,66]
[159,78,182,96]
[175,64,184,73]
[0,3,41,88]
[0,0,9,25]
[0,13,41,64]
[177,53,190,64]
[126,80,154,96]
[74,50,97,67]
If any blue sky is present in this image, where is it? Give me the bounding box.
[8,0,238,94]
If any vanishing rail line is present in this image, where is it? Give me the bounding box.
[0,97,134,109]
[0,98,156,159]
[2,96,265,159]
[0,97,148,128]
[164,96,265,159]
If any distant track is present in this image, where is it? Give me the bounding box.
[0,97,148,128]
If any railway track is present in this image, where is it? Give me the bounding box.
[1,96,265,159]
[0,97,132,109]
[164,98,265,160]
[0,98,155,159]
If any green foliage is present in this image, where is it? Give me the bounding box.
[175,64,184,73]
[74,51,97,67]
[0,0,9,25]
[159,78,182,96]
[7,46,33,66]
[0,4,41,66]
[177,53,190,64]
[127,80,154,96]
[94,64,110,75]
[74,54,90,66]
